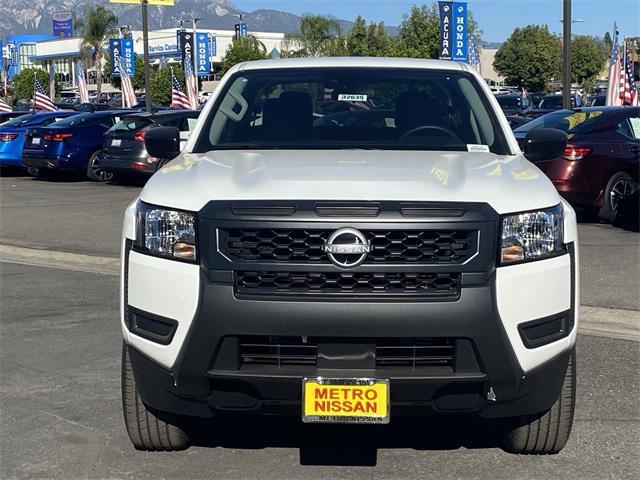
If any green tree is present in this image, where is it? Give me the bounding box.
[603,31,613,54]
[106,57,145,90]
[220,36,268,75]
[394,5,440,59]
[148,65,184,107]
[75,6,118,96]
[11,68,59,103]
[494,25,562,91]
[571,35,608,89]
[367,22,394,57]
[347,16,368,56]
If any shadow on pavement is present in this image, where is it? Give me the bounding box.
[189,414,501,466]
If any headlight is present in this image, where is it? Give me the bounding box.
[135,202,197,262]
[499,204,564,265]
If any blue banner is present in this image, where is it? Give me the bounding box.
[235,23,248,39]
[109,38,135,77]
[438,2,453,60]
[210,37,217,57]
[195,33,210,77]
[452,2,468,62]
[52,12,73,38]
[109,38,121,76]
[120,38,135,76]
[0,41,3,71]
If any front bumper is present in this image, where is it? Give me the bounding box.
[121,200,578,420]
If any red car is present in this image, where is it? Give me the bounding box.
[514,106,640,222]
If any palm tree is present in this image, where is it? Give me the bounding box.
[75,6,118,96]
[295,14,342,57]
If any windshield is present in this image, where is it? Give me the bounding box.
[539,96,563,109]
[496,96,521,108]
[108,117,152,133]
[193,68,509,154]
[513,109,605,134]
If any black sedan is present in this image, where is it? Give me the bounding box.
[530,94,584,118]
[102,110,199,179]
[495,93,534,116]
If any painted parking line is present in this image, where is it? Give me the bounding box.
[1,243,639,342]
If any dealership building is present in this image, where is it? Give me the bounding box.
[3,28,286,90]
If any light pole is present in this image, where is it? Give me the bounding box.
[141,0,152,112]
[192,18,200,93]
[562,0,572,109]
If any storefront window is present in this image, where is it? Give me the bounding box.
[19,44,36,70]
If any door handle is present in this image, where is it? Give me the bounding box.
[629,146,640,154]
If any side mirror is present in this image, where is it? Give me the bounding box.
[523,127,567,162]
[145,126,180,159]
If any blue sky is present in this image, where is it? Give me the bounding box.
[235,0,639,42]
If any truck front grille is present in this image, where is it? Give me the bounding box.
[221,228,476,265]
[238,336,455,369]
[235,271,460,298]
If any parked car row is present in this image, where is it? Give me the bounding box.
[513,106,640,222]
[0,109,200,182]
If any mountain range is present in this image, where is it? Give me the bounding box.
[1,0,358,38]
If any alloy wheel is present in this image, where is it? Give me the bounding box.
[91,152,113,182]
[610,178,635,213]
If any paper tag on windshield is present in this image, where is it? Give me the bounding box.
[467,144,490,153]
[338,94,368,102]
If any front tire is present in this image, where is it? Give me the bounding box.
[501,346,576,454]
[86,150,113,182]
[598,172,636,223]
[121,344,190,451]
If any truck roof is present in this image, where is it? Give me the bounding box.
[232,56,471,73]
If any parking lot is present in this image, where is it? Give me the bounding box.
[1,174,639,480]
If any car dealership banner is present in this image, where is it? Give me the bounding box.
[178,31,194,69]
[438,1,468,62]
[195,33,210,77]
[52,12,73,38]
[109,38,135,77]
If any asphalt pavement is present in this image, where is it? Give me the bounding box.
[1,174,639,479]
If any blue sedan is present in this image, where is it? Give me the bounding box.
[0,111,79,170]
[21,110,131,181]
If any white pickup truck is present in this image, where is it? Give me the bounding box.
[120,57,578,454]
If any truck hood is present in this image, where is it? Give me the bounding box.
[139,150,561,214]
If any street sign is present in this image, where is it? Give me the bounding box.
[109,0,175,5]
[195,33,210,77]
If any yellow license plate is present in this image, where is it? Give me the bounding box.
[302,378,390,424]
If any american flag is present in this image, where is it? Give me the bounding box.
[606,24,622,106]
[76,61,89,104]
[0,98,12,113]
[33,78,57,112]
[468,38,481,73]
[119,57,137,108]
[620,43,638,106]
[171,71,191,109]
[183,52,199,110]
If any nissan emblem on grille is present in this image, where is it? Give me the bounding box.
[324,228,371,268]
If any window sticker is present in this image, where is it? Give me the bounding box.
[338,94,368,102]
[467,144,490,153]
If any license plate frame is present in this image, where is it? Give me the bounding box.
[111,138,122,147]
[302,377,390,424]
[31,137,40,145]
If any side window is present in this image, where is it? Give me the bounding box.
[162,118,183,129]
[186,117,198,132]
[617,119,635,139]
[627,116,640,140]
